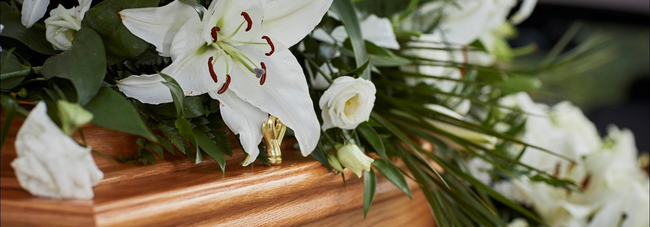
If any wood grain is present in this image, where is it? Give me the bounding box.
[0,114,434,226]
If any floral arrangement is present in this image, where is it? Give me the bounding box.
[1,0,647,226]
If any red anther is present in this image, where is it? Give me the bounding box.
[208,57,218,83]
[260,62,267,85]
[241,12,252,32]
[217,74,231,94]
[211,26,220,43]
[262,36,274,56]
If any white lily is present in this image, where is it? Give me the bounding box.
[117,0,332,165]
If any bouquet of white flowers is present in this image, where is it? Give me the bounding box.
[1,0,646,226]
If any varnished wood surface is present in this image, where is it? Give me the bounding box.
[1,115,434,226]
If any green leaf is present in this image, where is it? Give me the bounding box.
[150,96,206,118]
[82,0,160,64]
[365,41,411,67]
[42,28,106,105]
[192,129,226,172]
[372,159,412,198]
[493,77,542,92]
[0,51,30,90]
[363,169,377,218]
[84,86,157,141]
[0,94,18,146]
[357,124,387,160]
[331,0,370,79]
[341,59,370,77]
[0,2,57,55]
[159,73,186,117]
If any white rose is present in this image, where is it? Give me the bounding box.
[44,0,91,50]
[336,143,374,178]
[11,102,103,199]
[320,76,376,130]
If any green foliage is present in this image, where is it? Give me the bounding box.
[330,0,370,79]
[0,2,57,55]
[83,0,160,64]
[42,28,106,105]
[372,159,411,198]
[363,169,376,218]
[0,51,30,90]
[84,86,157,141]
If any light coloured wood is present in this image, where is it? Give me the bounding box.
[0,114,434,226]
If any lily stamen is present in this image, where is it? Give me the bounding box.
[240,12,252,32]
[208,56,219,83]
[260,62,267,85]
[211,26,220,43]
[217,74,231,94]
[262,36,275,56]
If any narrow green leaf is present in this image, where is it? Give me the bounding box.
[372,159,411,198]
[363,169,377,218]
[193,129,226,172]
[0,94,18,146]
[42,28,106,105]
[85,86,157,141]
[0,2,57,55]
[357,124,387,160]
[82,0,160,63]
[330,0,370,79]
[159,73,186,117]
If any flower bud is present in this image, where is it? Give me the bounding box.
[337,143,374,178]
[326,153,344,172]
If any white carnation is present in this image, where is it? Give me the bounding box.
[11,102,103,199]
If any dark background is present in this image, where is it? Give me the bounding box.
[510,0,649,153]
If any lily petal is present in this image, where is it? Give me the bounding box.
[229,40,320,156]
[209,90,267,166]
[262,0,333,47]
[117,74,173,105]
[202,0,265,45]
[435,0,493,45]
[120,0,198,57]
[21,0,50,28]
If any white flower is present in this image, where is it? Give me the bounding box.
[424,104,498,149]
[507,218,529,227]
[116,0,332,165]
[44,0,92,50]
[584,126,649,227]
[337,143,374,178]
[411,0,536,46]
[467,157,493,185]
[21,0,49,28]
[11,102,103,199]
[319,76,376,130]
[313,14,400,50]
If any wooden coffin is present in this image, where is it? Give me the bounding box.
[0,116,434,226]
